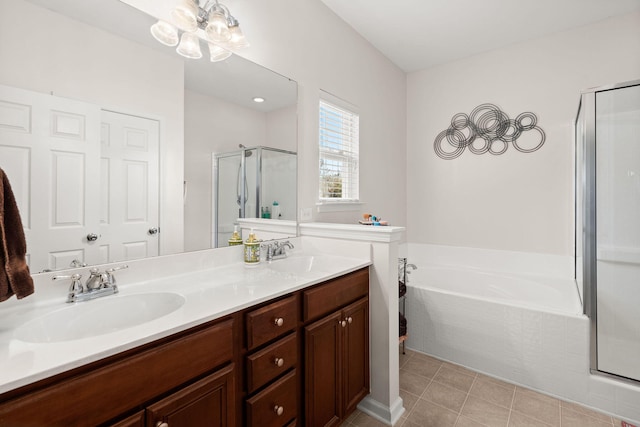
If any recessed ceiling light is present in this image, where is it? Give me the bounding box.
[253,97,265,103]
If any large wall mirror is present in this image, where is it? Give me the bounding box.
[0,0,297,273]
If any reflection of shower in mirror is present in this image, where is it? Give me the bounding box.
[213,146,297,247]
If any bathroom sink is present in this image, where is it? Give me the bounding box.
[267,255,332,275]
[268,255,316,274]
[14,292,185,343]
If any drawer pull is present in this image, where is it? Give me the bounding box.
[347,316,353,324]
[274,317,284,327]
[274,357,284,367]
[156,422,169,427]
[339,320,347,327]
[274,405,284,416]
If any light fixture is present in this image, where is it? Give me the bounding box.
[208,43,232,62]
[252,97,265,103]
[150,0,248,62]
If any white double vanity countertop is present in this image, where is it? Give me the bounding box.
[0,236,372,394]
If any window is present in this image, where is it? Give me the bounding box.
[318,93,359,205]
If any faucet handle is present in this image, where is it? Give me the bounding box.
[104,264,128,288]
[261,243,275,261]
[52,273,84,301]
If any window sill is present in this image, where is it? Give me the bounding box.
[316,201,364,213]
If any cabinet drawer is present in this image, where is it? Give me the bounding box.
[246,295,298,350]
[246,332,297,393]
[303,268,368,322]
[246,370,297,427]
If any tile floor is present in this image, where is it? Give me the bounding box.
[341,348,636,427]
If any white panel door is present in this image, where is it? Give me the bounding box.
[0,84,101,272]
[100,110,159,263]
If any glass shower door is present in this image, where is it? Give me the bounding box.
[595,83,640,382]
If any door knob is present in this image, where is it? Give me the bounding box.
[156,422,168,427]
[274,357,284,367]
[86,233,98,242]
[273,405,284,416]
[148,227,159,235]
[273,317,284,327]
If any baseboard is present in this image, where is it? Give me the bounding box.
[357,395,405,426]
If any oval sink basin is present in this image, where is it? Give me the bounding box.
[267,255,331,275]
[14,292,185,343]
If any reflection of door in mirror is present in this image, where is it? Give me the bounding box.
[100,111,160,265]
[0,85,160,272]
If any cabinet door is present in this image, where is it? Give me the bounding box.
[304,310,342,427]
[342,297,370,417]
[146,364,235,427]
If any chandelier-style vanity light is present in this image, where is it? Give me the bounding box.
[150,0,248,62]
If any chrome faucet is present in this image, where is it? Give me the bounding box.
[262,240,295,262]
[53,265,128,303]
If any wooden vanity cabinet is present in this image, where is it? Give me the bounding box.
[0,267,370,427]
[303,268,370,427]
[0,317,237,427]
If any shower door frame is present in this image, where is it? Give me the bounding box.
[577,78,640,383]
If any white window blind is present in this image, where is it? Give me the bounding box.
[318,95,359,202]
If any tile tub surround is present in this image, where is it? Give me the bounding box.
[400,243,640,424]
[0,236,371,394]
[340,349,635,427]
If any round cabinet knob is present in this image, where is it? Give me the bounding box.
[274,405,284,416]
[148,227,159,235]
[273,317,284,327]
[86,233,99,242]
[274,357,284,367]
[347,316,353,324]
[156,422,169,427]
[340,320,347,327]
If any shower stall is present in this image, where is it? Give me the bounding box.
[213,146,296,247]
[576,79,640,384]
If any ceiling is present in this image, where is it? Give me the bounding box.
[319,0,640,72]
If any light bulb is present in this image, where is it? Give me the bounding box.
[228,24,249,48]
[208,43,232,62]
[176,32,202,59]
[150,20,179,46]
[172,0,199,32]
[205,9,231,43]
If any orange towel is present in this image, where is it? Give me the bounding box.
[0,167,34,301]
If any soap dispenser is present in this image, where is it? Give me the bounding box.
[244,229,260,265]
[228,225,243,246]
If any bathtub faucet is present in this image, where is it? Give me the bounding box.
[399,263,417,283]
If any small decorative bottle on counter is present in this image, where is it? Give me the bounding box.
[244,229,260,265]
[228,225,243,246]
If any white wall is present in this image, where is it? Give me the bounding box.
[266,105,297,153]
[184,89,267,251]
[407,12,640,256]
[0,0,185,256]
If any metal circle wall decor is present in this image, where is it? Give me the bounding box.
[433,103,545,160]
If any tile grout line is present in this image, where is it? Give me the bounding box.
[505,380,517,427]
[454,374,478,427]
